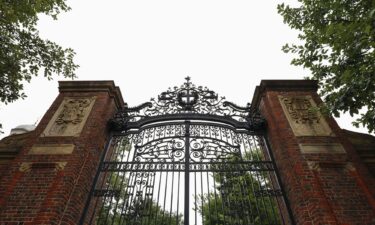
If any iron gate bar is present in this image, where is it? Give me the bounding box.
[113,120,266,136]
[111,113,266,131]
[263,136,296,225]
[100,161,275,172]
[79,134,114,225]
[184,120,190,225]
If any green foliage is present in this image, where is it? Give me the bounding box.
[197,173,280,225]
[197,153,281,225]
[0,0,78,104]
[278,0,375,133]
[98,197,183,225]
[96,138,183,225]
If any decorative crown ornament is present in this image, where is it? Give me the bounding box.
[109,77,266,132]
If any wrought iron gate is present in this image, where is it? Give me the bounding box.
[81,78,293,225]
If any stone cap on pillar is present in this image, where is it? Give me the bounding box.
[58,80,124,109]
[251,79,318,111]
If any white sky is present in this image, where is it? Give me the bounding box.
[0,0,369,138]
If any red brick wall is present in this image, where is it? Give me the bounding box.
[0,162,10,181]
[0,81,122,224]
[255,81,375,224]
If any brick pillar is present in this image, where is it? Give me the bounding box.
[0,81,124,225]
[251,80,375,224]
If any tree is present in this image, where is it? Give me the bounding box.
[0,0,78,130]
[98,197,183,225]
[197,153,282,225]
[277,0,375,133]
[95,138,183,225]
[96,171,183,225]
[95,168,184,225]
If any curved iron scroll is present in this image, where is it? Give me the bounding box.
[109,77,266,132]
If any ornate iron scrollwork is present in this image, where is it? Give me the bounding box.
[109,77,266,132]
[83,78,293,225]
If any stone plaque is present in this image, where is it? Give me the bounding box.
[278,95,334,136]
[42,97,96,137]
[19,162,67,172]
[28,144,75,155]
[299,143,346,154]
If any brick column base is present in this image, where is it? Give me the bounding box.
[0,81,124,224]
[251,80,375,224]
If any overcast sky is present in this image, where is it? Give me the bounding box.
[0,0,369,138]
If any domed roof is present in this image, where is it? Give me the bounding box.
[10,124,36,135]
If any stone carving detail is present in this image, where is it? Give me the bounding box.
[28,144,75,155]
[55,162,67,172]
[344,163,356,172]
[19,162,32,172]
[42,97,96,137]
[56,99,92,125]
[279,96,334,136]
[283,97,319,124]
[307,161,355,172]
[299,143,346,154]
[19,162,67,172]
[307,161,321,171]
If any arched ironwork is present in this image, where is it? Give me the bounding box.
[109,76,266,132]
[81,77,293,225]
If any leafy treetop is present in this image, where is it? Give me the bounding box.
[278,0,375,133]
[0,0,78,104]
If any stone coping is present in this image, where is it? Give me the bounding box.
[58,80,124,109]
[251,80,318,111]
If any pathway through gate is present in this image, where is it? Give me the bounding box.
[81,78,292,225]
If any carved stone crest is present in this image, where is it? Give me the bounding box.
[42,97,96,137]
[283,97,319,124]
[279,96,333,136]
[56,98,92,125]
